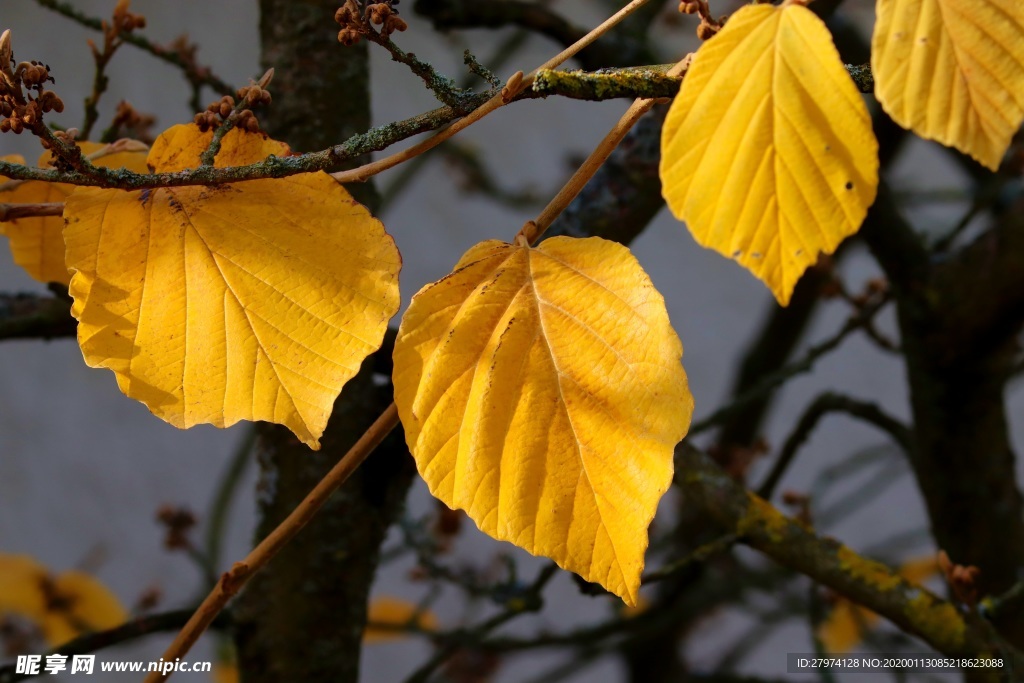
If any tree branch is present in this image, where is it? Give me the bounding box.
[532,63,874,101]
[0,609,228,683]
[34,0,234,96]
[412,0,637,70]
[675,443,1024,676]
[757,392,913,499]
[0,292,75,341]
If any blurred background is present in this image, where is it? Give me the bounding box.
[1,0,1020,681]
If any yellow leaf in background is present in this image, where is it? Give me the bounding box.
[393,237,693,605]
[365,596,438,643]
[0,554,48,619]
[41,570,128,646]
[872,0,1024,170]
[0,553,127,646]
[211,664,239,683]
[818,554,940,653]
[819,599,877,654]
[660,3,878,306]
[0,142,149,284]
[64,124,401,449]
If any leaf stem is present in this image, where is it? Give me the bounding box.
[518,59,688,245]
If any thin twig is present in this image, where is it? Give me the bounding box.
[983,578,1024,622]
[642,533,738,583]
[34,0,234,96]
[142,404,400,683]
[517,58,688,245]
[757,392,913,499]
[331,0,656,185]
[365,30,472,108]
[689,296,891,436]
[202,426,257,588]
[0,609,228,683]
[403,563,558,683]
[0,202,63,220]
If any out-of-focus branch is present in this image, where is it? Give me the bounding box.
[0,292,75,341]
[34,0,234,96]
[413,0,641,70]
[0,609,229,683]
[691,294,891,436]
[758,392,913,499]
[675,443,1024,677]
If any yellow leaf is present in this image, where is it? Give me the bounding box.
[660,3,879,306]
[364,596,438,643]
[393,237,693,604]
[0,554,127,646]
[0,554,48,620]
[0,142,149,284]
[211,664,239,683]
[64,124,401,449]
[872,0,1024,170]
[42,570,128,646]
[818,599,877,654]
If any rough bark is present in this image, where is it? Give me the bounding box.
[233,3,414,682]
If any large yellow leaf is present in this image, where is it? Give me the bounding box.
[393,237,693,604]
[872,0,1024,170]
[64,124,401,449]
[0,553,127,646]
[660,3,878,306]
[0,142,149,284]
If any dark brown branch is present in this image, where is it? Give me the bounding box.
[34,0,234,96]
[0,293,75,341]
[690,295,890,436]
[0,610,228,683]
[757,392,913,499]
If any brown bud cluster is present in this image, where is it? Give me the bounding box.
[938,550,981,606]
[366,2,408,36]
[110,100,156,142]
[1,32,65,136]
[676,0,722,40]
[194,77,270,134]
[209,94,236,119]
[110,0,146,34]
[238,83,272,107]
[234,109,260,133]
[156,504,198,551]
[193,110,219,132]
[335,0,365,45]
[334,0,407,45]
[696,22,717,40]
